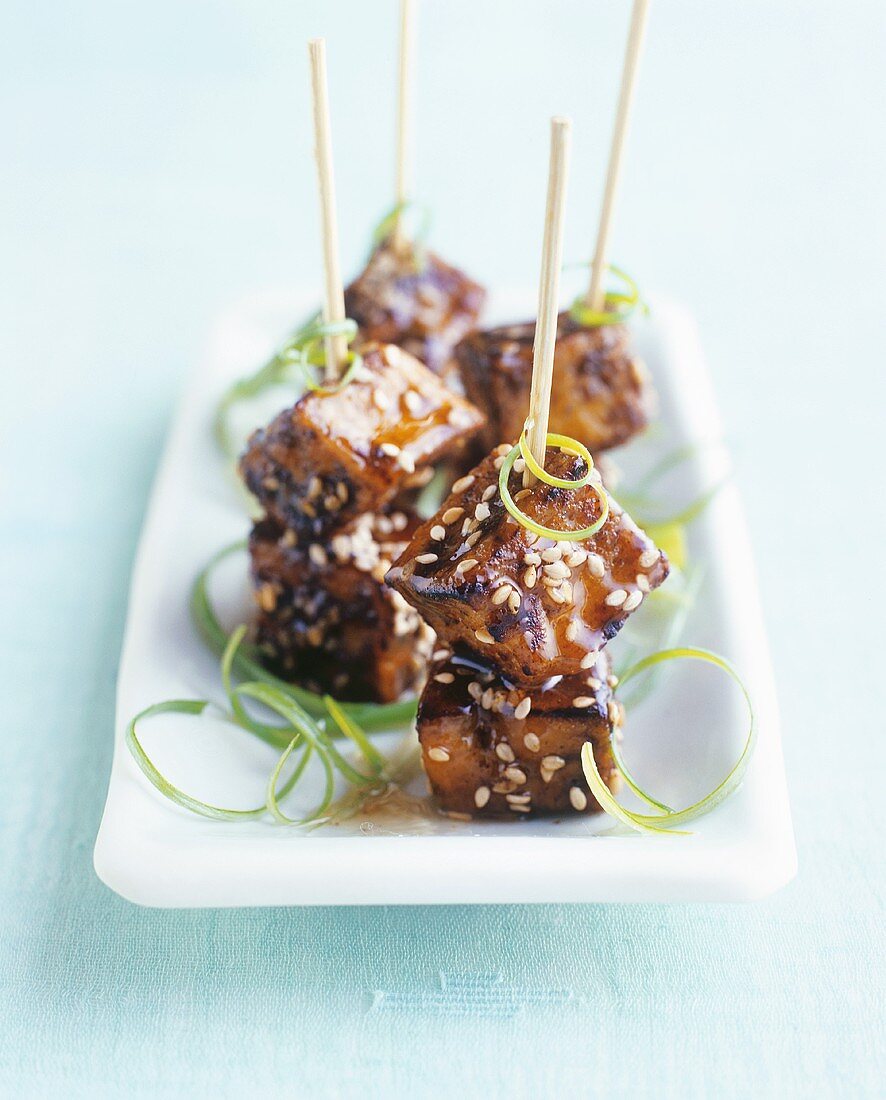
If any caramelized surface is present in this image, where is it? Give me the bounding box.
[249,511,434,703]
[456,314,653,455]
[240,344,484,540]
[345,243,486,378]
[386,447,669,685]
[418,650,620,817]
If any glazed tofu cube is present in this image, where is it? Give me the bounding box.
[386,447,669,685]
[456,315,653,456]
[249,511,434,703]
[240,343,485,540]
[344,243,486,378]
[418,650,621,817]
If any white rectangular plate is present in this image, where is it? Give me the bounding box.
[94,290,796,906]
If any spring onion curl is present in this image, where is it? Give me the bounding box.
[498,428,610,542]
[581,646,756,835]
[370,200,432,267]
[190,541,418,732]
[568,263,646,328]
[125,629,396,826]
[213,316,362,458]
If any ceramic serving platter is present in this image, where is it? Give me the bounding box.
[93,288,796,907]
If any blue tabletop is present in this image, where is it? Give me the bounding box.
[2,1,884,1096]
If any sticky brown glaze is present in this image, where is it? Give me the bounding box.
[455,314,653,456]
[239,344,485,542]
[344,243,486,379]
[249,510,434,703]
[386,446,669,685]
[418,649,621,818]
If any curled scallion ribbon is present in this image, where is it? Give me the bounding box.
[569,263,645,327]
[498,427,610,542]
[581,646,756,835]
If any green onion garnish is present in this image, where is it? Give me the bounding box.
[581,646,756,835]
[190,541,418,732]
[498,429,610,542]
[568,263,645,327]
[370,199,432,264]
[125,628,401,826]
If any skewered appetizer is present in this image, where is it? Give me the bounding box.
[456,306,652,457]
[419,649,621,817]
[240,340,484,701]
[240,343,484,541]
[345,239,486,382]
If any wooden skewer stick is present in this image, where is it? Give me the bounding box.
[585,0,651,312]
[308,38,348,382]
[392,0,415,253]
[524,117,572,489]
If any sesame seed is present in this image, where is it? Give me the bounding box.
[432,648,451,661]
[639,549,659,568]
[282,529,297,548]
[496,443,512,455]
[373,390,390,411]
[572,695,594,708]
[495,742,515,763]
[565,548,588,567]
[336,482,349,502]
[257,584,277,611]
[523,565,537,588]
[636,574,651,592]
[570,787,588,811]
[492,584,512,605]
[523,731,540,751]
[461,518,472,536]
[623,590,643,611]
[506,792,531,804]
[474,786,491,808]
[475,627,495,644]
[455,558,479,575]
[523,551,541,566]
[442,506,464,524]
[434,672,455,684]
[428,747,450,763]
[397,451,416,474]
[474,502,491,522]
[565,621,579,642]
[514,488,531,501]
[380,442,400,457]
[308,544,328,567]
[588,554,605,577]
[504,766,527,784]
[543,561,570,579]
[481,687,495,710]
[445,811,472,822]
[416,553,438,564]
[542,755,565,771]
[384,346,402,366]
[548,587,567,605]
[608,674,619,688]
[307,476,322,499]
[466,531,482,548]
[467,681,483,700]
[605,589,628,607]
[482,484,497,501]
[513,458,526,474]
[507,590,521,613]
[541,547,563,563]
[494,455,506,469]
[514,697,532,721]
[452,474,475,493]
[580,652,597,669]
[508,802,530,812]
[404,390,422,415]
[430,525,446,541]
[586,677,601,690]
[540,769,554,784]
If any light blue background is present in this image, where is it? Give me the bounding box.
[2,1,884,1096]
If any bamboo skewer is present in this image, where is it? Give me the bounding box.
[585,0,651,312]
[308,38,348,382]
[392,0,415,254]
[524,117,572,488]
